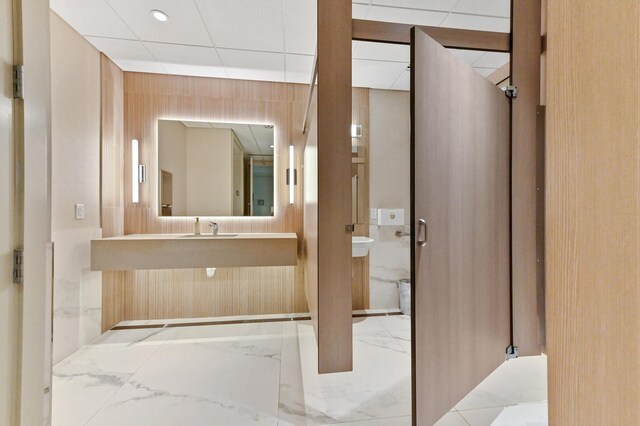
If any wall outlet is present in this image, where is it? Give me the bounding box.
[74,203,85,220]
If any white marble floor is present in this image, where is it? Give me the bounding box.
[52,315,548,426]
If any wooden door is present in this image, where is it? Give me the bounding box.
[411,28,511,425]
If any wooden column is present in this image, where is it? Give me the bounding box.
[547,0,640,423]
[315,0,353,373]
[511,0,543,356]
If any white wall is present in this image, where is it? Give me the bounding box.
[186,128,234,216]
[50,12,102,363]
[0,0,19,422]
[158,120,187,215]
[232,134,245,215]
[369,89,411,309]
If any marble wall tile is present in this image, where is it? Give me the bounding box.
[53,228,103,364]
[368,90,411,311]
[368,225,410,310]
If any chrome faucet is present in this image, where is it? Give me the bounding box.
[209,221,219,236]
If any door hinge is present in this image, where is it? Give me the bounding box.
[504,85,518,99]
[13,65,24,99]
[13,249,24,284]
[505,344,519,360]
[345,224,355,233]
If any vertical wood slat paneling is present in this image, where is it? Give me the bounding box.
[352,88,370,310]
[511,0,544,357]
[100,54,125,331]
[546,1,640,424]
[112,72,313,322]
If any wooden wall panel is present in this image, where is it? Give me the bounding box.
[352,88,370,310]
[117,72,309,321]
[546,0,640,424]
[511,0,543,356]
[100,54,125,331]
[315,0,353,373]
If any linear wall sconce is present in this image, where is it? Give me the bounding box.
[287,144,297,205]
[131,139,146,203]
[351,124,363,138]
[132,139,139,203]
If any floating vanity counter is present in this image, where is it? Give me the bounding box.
[91,233,298,271]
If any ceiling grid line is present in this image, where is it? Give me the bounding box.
[193,0,230,78]
[51,0,511,90]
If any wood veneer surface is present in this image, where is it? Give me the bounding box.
[100,54,125,331]
[412,28,511,425]
[315,0,354,373]
[116,72,309,320]
[512,0,544,356]
[546,0,640,423]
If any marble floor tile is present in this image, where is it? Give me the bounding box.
[378,314,411,332]
[492,402,548,426]
[329,415,412,425]
[293,321,411,424]
[52,328,176,426]
[458,406,505,425]
[86,323,283,426]
[455,355,547,411]
[54,316,548,426]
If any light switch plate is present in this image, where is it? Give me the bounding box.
[74,203,85,220]
[370,208,377,220]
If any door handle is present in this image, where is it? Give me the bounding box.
[417,218,427,247]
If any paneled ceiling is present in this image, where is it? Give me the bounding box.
[50,0,510,91]
[180,121,275,160]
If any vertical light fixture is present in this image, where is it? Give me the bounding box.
[131,139,139,203]
[288,144,295,205]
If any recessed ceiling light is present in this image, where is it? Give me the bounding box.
[151,9,169,22]
[270,145,274,148]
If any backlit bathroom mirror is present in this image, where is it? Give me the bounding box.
[157,120,275,217]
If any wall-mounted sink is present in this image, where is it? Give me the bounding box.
[179,233,239,238]
[91,233,297,271]
[352,236,374,258]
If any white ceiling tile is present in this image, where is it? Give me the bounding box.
[440,13,510,32]
[473,67,496,77]
[159,63,227,79]
[106,0,212,46]
[353,41,410,62]
[447,48,484,64]
[472,52,510,68]
[453,0,510,18]
[196,0,285,53]
[366,5,448,26]
[284,0,316,55]
[372,0,458,12]
[86,36,155,61]
[352,59,408,90]
[50,0,136,39]
[285,54,314,84]
[391,69,410,91]
[218,49,285,82]
[352,3,370,19]
[143,42,222,67]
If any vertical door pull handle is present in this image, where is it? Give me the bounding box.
[417,218,428,247]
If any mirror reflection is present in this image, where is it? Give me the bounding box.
[158,120,275,217]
